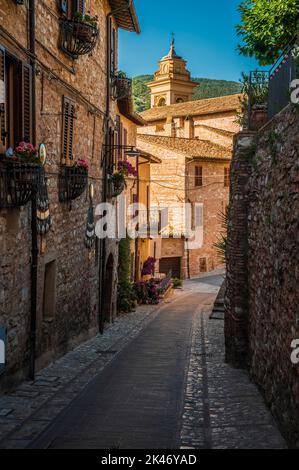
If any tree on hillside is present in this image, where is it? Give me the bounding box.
[237,0,299,65]
[132,76,242,112]
[132,76,152,112]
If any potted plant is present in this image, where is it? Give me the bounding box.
[59,158,89,202]
[72,12,99,41]
[75,158,89,172]
[110,160,137,197]
[0,142,42,208]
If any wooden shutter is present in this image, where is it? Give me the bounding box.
[109,19,117,76]
[108,127,114,171]
[62,97,75,165]
[115,115,121,160]
[22,63,32,143]
[195,166,203,187]
[123,127,127,159]
[119,122,123,159]
[0,46,6,152]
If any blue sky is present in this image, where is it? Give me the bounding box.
[119,0,260,83]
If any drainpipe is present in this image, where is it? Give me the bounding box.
[28,0,37,380]
[99,0,134,333]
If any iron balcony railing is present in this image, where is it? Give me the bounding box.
[111,74,132,101]
[248,38,298,129]
[268,41,298,119]
[60,19,99,59]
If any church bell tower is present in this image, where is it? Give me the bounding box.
[147,38,198,108]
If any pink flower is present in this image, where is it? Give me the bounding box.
[76,158,89,170]
[26,143,35,151]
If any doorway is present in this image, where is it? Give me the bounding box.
[102,254,114,323]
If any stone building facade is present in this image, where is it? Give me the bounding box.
[0,0,141,389]
[137,42,241,278]
[225,105,299,448]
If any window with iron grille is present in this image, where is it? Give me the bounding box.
[0,45,32,155]
[62,96,76,165]
[224,167,230,187]
[195,165,203,187]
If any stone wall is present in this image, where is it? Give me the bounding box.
[225,131,255,368]
[225,105,299,447]
[0,0,121,389]
[188,160,230,277]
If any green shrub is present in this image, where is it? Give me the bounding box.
[117,236,136,313]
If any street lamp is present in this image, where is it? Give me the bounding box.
[125,147,141,158]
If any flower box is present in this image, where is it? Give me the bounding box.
[0,160,42,208]
[59,165,88,202]
[110,177,126,198]
[60,19,99,59]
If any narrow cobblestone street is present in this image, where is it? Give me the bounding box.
[0,274,286,449]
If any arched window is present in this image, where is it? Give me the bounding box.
[176,97,184,104]
[158,97,166,107]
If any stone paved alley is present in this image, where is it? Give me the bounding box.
[0,273,286,449]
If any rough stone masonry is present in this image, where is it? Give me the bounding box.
[225,104,299,448]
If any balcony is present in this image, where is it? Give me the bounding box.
[0,160,42,208]
[60,19,99,59]
[247,40,298,130]
[111,73,132,101]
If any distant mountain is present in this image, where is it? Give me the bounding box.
[132,75,242,113]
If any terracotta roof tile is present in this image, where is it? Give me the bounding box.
[140,94,242,122]
[137,134,232,161]
[108,0,140,33]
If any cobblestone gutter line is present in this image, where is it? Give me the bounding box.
[0,294,185,449]
[180,307,287,449]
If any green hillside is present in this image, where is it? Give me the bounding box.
[132,75,242,113]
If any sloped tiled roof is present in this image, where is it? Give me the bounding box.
[109,0,140,33]
[137,134,232,161]
[141,94,242,122]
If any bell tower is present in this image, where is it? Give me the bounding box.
[147,38,198,108]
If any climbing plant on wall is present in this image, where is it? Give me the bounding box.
[117,235,136,313]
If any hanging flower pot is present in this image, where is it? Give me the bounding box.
[110,173,126,198]
[0,142,42,208]
[59,160,89,203]
[60,15,99,59]
[250,104,268,130]
[0,161,42,208]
